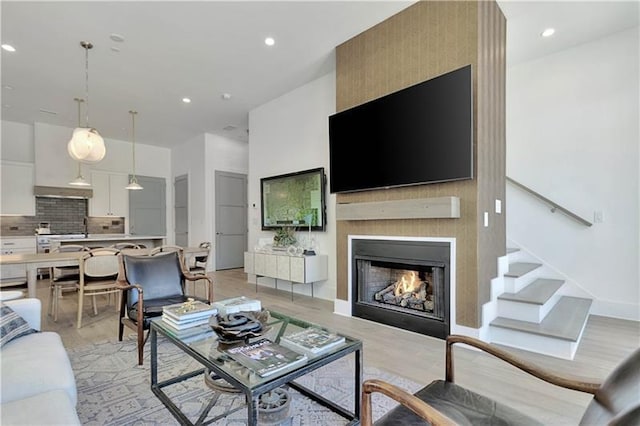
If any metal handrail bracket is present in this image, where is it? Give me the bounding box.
[506,176,592,227]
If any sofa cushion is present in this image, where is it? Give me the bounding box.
[0,331,77,405]
[0,389,80,425]
[0,303,36,348]
[376,380,542,426]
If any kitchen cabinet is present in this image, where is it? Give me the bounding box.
[90,171,129,217]
[0,237,36,283]
[1,161,35,215]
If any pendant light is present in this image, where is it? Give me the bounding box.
[69,98,91,186]
[67,41,105,163]
[125,110,143,190]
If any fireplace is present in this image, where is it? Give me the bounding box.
[351,238,450,339]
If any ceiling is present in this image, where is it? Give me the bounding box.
[1,1,638,149]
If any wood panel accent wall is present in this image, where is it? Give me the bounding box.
[334,0,505,328]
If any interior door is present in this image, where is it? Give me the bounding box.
[129,175,166,236]
[174,175,188,247]
[215,171,247,270]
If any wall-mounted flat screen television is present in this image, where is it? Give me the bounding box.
[261,167,326,231]
[328,64,473,194]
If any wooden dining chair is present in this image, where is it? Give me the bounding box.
[48,244,89,322]
[110,242,140,250]
[76,247,122,328]
[187,242,211,297]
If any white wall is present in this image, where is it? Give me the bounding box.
[205,133,249,271]
[506,27,639,320]
[172,134,206,248]
[1,121,33,162]
[248,71,337,300]
[171,132,248,270]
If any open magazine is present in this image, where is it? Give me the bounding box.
[225,338,307,377]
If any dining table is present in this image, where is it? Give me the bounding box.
[0,246,209,328]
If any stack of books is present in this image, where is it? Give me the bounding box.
[225,338,307,377]
[211,296,261,316]
[279,327,346,356]
[162,300,217,341]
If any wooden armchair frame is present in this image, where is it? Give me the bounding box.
[362,334,606,426]
[116,250,214,365]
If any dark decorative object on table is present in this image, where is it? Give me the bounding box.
[210,310,270,344]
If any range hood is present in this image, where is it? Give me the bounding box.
[34,186,93,199]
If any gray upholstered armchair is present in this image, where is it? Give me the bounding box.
[362,335,640,425]
[116,250,214,365]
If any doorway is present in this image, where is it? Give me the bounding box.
[214,171,247,270]
[174,174,188,247]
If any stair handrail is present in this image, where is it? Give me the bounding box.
[506,176,593,227]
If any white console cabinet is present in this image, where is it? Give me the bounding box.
[244,251,328,299]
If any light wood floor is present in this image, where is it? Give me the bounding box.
[35,268,639,424]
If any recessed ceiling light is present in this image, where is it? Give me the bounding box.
[264,37,275,46]
[110,46,121,52]
[110,33,125,42]
[541,28,555,38]
[3,85,13,90]
[1,44,16,52]
[182,97,191,104]
[222,93,232,100]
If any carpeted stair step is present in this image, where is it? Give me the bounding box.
[497,278,564,322]
[490,296,592,359]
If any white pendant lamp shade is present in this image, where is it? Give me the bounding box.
[68,41,105,163]
[125,179,143,190]
[67,127,105,163]
[69,174,91,186]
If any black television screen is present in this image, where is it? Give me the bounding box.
[261,167,326,231]
[328,64,473,194]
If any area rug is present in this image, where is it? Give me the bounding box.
[68,336,422,425]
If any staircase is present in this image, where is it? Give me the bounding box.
[488,247,592,360]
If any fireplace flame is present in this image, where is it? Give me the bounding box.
[393,271,420,297]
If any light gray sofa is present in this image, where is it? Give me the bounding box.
[1,298,80,425]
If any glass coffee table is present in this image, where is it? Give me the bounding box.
[150,310,363,425]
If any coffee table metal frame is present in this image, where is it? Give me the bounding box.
[150,311,363,425]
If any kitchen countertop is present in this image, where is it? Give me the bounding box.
[48,234,166,243]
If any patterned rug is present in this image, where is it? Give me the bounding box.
[68,336,422,425]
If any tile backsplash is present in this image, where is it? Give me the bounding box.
[36,197,88,234]
[0,197,125,236]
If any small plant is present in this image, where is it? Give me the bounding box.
[273,226,297,247]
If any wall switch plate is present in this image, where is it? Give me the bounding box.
[484,212,489,227]
[495,199,502,214]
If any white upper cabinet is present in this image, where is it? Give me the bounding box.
[89,171,129,217]
[1,161,35,215]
